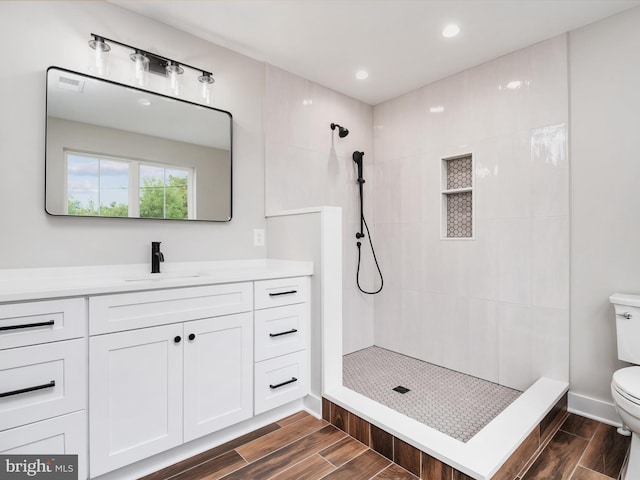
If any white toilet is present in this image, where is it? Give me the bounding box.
[610,293,640,479]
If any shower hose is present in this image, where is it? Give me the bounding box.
[356,189,384,295]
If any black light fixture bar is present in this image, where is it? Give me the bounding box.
[90,33,214,79]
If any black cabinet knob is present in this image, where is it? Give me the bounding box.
[174,336,181,343]
[188,333,196,341]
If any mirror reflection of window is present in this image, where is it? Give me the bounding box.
[66,153,129,217]
[66,151,192,219]
[139,164,191,220]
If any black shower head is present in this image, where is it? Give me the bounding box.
[330,122,349,138]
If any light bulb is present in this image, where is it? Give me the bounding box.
[166,62,184,97]
[198,72,215,105]
[130,51,149,87]
[88,36,110,77]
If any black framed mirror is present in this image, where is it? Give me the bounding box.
[45,67,232,221]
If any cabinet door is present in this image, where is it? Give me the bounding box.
[183,312,253,442]
[89,323,183,477]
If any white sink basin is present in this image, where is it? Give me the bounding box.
[123,272,201,282]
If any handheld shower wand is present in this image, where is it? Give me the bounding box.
[353,151,365,239]
[351,150,383,294]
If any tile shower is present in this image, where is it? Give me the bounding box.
[372,33,569,394]
[265,33,569,452]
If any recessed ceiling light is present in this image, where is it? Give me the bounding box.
[355,70,369,80]
[137,98,152,106]
[442,24,460,38]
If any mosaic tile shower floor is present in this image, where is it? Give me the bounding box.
[342,346,522,442]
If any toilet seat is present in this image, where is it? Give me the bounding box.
[613,367,640,422]
[613,367,640,403]
[613,383,640,418]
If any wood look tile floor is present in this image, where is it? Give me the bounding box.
[519,413,630,480]
[141,411,630,480]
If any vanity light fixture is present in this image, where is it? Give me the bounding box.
[88,33,215,100]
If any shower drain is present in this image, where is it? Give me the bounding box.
[392,386,410,394]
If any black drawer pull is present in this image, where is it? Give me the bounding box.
[269,377,298,389]
[269,329,298,338]
[174,336,182,343]
[188,333,196,341]
[0,380,56,398]
[268,290,297,297]
[0,320,55,332]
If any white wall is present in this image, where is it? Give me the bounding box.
[264,65,375,354]
[372,35,570,391]
[569,7,640,406]
[0,1,265,268]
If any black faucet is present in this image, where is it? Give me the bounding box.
[151,241,164,274]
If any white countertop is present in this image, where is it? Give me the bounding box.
[0,259,313,303]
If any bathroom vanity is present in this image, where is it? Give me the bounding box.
[0,259,312,479]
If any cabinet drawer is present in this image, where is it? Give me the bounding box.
[254,277,309,310]
[89,282,253,335]
[0,339,86,431]
[255,304,308,362]
[0,298,86,350]
[0,411,87,480]
[254,350,308,415]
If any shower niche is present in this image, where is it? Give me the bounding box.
[441,154,473,239]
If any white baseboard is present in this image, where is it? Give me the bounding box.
[304,393,322,418]
[568,391,621,427]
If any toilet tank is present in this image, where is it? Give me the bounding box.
[610,293,640,364]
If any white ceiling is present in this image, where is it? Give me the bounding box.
[113,0,640,105]
[48,68,231,150]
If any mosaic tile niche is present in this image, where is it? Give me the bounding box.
[443,155,473,238]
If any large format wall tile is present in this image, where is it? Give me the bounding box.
[531,123,569,218]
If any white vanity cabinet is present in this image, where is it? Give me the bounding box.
[253,277,310,414]
[0,259,312,480]
[0,298,87,479]
[88,284,254,478]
